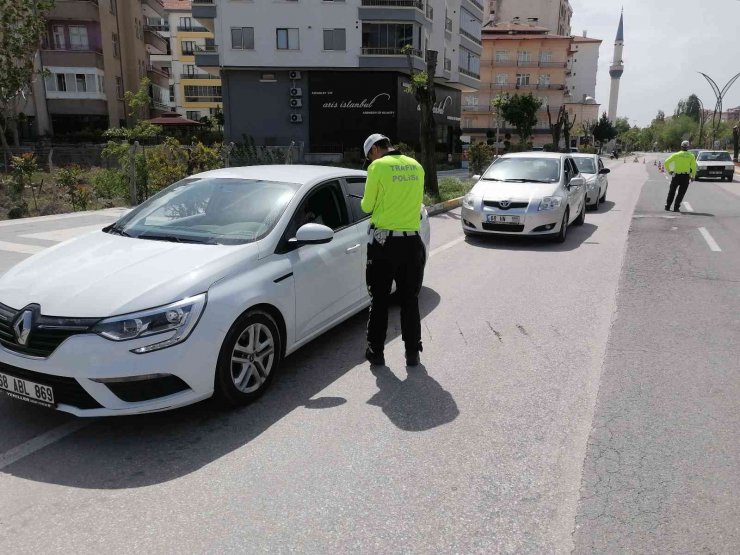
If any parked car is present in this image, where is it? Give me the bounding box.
[572,153,611,210]
[461,152,587,243]
[0,166,431,416]
[694,150,735,181]
[688,149,701,159]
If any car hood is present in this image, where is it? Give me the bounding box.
[0,231,259,317]
[473,180,560,200]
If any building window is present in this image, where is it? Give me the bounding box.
[75,74,87,92]
[538,74,551,86]
[184,85,222,102]
[180,17,192,31]
[495,51,509,63]
[495,73,507,85]
[112,33,120,58]
[115,76,123,99]
[169,84,175,102]
[182,41,195,55]
[56,74,67,92]
[517,51,530,63]
[231,27,254,50]
[516,73,530,86]
[52,25,66,49]
[183,64,196,77]
[323,28,346,51]
[540,51,552,63]
[361,23,417,53]
[69,26,89,50]
[186,111,200,120]
[459,8,481,42]
[98,75,104,93]
[458,46,480,78]
[276,28,299,50]
[110,0,117,15]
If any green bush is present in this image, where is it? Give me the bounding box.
[578,145,598,154]
[90,168,129,200]
[468,142,494,175]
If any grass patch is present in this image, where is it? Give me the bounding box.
[424,176,474,206]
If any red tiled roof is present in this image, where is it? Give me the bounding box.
[483,34,572,41]
[572,36,603,44]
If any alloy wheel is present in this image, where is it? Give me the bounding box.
[231,323,275,393]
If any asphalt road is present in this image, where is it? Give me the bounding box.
[0,157,737,553]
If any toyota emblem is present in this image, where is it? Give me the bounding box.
[13,310,33,346]
[499,200,511,208]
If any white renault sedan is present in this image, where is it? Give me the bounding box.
[461,152,587,243]
[572,153,611,210]
[0,166,430,416]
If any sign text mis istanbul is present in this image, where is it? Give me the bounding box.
[318,92,392,109]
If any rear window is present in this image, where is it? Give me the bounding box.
[697,151,731,162]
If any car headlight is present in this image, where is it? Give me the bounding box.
[726,165,735,171]
[538,196,563,211]
[462,193,477,210]
[93,293,207,354]
[585,178,597,190]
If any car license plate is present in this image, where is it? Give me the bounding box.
[0,371,55,406]
[709,171,721,175]
[487,215,520,224]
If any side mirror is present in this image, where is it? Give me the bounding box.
[292,223,334,245]
[599,168,611,174]
[569,176,586,189]
[471,174,481,181]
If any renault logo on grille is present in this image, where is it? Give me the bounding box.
[13,310,34,346]
[499,200,511,208]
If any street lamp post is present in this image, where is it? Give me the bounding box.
[698,72,740,148]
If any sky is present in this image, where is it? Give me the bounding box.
[569,0,740,126]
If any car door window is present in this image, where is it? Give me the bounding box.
[343,177,370,223]
[282,180,349,245]
[563,159,571,183]
[597,158,604,172]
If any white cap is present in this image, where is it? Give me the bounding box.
[363,133,389,158]
[681,140,690,148]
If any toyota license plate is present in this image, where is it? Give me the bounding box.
[487,215,520,224]
[0,371,55,406]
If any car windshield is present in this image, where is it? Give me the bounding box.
[573,158,597,173]
[106,177,300,245]
[697,151,731,162]
[482,157,561,183]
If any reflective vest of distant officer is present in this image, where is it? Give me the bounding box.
[664,140,697,213]
[360,133,425,367]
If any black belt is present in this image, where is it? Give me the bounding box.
[388,231,419,237]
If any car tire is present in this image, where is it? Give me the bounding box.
[553,209,569,243]
[590,193,600,211]
[213,309,283,408]
[574,200,585,226]
[600,186,607,203]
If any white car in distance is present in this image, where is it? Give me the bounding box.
[0,166,430,416]
[571,153,611,210]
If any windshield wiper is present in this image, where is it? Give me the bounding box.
[481,177,505,181]
[103,223,132,237]
[503,178,552,183]
[136,233,208,244]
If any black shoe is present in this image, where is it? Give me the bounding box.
[365,347,385,366]
[405,352,420,367]
[664,205,671,211]
[673,207,681,213]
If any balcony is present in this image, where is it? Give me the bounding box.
[192,0,217,24]
[142,0,165,17]
[181,73,220,80]
[144,27,168,55]
[460,29,482,46]
[147,65,170,87]
[466,0,484,12]
[461,105,491,113]
[49,0,99,21]
[177,25,208,32]
[540,61,567,68]
[459,67,480,79]
[361,0,423,7]
[359,1,426,24]
[194,44,219,67]
[517,60,539,68]
[359,47,425,71]
[41,48,104,69]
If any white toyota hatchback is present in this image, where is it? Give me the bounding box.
[461,152,587,243]
[0,166,430,416]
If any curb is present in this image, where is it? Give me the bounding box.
[427,197,463,216]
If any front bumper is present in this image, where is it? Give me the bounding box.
[696,168,734,180]
[461,202,565,236]
[0,313,223,416]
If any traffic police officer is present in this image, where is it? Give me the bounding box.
[664,140,697,212]
[361,134,425,367]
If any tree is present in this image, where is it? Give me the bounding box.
[103,78,159,142]
[561,108,577,152]
[674,99,687,118]
[0,0,55,153]
[403,46,439,199]
[498,93,542,146]
[652,110,666,126]
[685,94,702,122]
[614,117,631,136]
[593,112,618,149]
[546,104,563,151]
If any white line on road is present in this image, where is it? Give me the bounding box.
[682,202,694,212]
[0,420,90,471]
[430,236,466,258]
[698,227,722,252]
[20,224,104,242]
[0,240,46,255]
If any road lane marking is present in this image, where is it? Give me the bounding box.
[20,224,104,242]
[430,236,466,258]
[698,227,722,252]
[0,241,46,255]
[0,420,90,471]
[682,202,694,212]
[0,208,127,228]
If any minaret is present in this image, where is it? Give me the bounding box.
[607,9,624,121]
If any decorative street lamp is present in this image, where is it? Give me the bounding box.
[698,72,740,147]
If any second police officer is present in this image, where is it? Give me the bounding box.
[360,134,426,367]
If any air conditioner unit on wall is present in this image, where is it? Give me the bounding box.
[288,70,302,80]
[290,98,303,108]
[290,87,303,97]
[290,113,303,123]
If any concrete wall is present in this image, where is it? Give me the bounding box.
[567,39,600,101]
[486,0,572,35]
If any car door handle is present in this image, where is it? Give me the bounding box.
[346,244,361,254]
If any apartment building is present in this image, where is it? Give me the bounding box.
[566,34,601,103]
[462,22,598,148]
[191,0,482,155]
[483,0,572,35]
[147,0,223,121]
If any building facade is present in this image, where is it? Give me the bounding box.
[191,0,482,155]
[566,34,601,103]
[22,0,169,138]
[462,23,599,148]
[483,0,572,35]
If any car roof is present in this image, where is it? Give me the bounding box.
[190,164,367,184]
[570,153,599,159]
[502,152,565,159]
